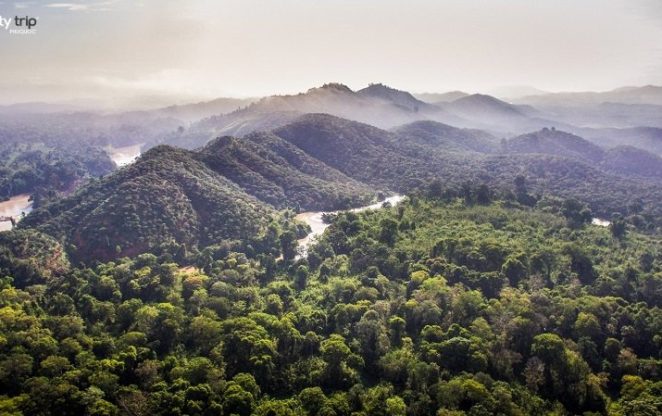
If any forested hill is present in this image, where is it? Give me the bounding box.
[18,113,662,263]
[20,146,276,262]
[1,195,660,415]
[505,128,606,162]
[0,141,115,205]
[391,120,500,153]
[504,128,662,180]
[19,136,377,263]
[198,134,374,210]
[270,114,662,226]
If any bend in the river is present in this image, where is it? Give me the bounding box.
[294,194,405,257]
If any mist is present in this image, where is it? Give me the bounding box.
[1,0,661,106]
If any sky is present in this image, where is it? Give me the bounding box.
[1,0,662,106]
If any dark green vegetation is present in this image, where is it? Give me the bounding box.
[0,140,115,206]
[199,133,373,210]
[0,107,217,203]
[1,195,660,415]
[18,113,662,265]
[273,115,662,229]
[19,146,276,263]
[3,83,662,415]
[392,121,499,154]
[505,128,662,180]
[20,137,374,262]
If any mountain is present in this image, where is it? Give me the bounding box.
[444,93,543,119]
[527,102,662,130]
[234,83,447,128]
[271,113,428,190]
[151,83,465,150]
[198,133,374,210]
[414,91,469,103]
[357,83,433,112]
[151,84,593,151]
[392,120,499,153]
[600,146,662,179]
[579,126,662,156]
[20,114,662,264]
[517,85,662,107]
[438,94,555,134]
[505,128,605,162]
[19,127,378,262]
[0,101,85,115]
[506,85,662,131]
[271,115,662,222]
[505,128,662,181]
[154,97,258,121]
[486,85,549,99]
[21,146,276,262]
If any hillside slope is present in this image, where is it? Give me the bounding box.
[20,114,662,263]
[21,146,275,262]
[505,128,605,162]
[199,134,374,210]
[392,120,499,153]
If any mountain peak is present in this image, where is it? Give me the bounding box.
[416,91,469,103]
[454,93,507,104]
[310,83,354,93]
[357,83,429,112]
[506,128,605,162]
[359,83,416,98]
[448,93,524,117]
[360,83,399,93]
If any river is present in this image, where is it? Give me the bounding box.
[0,194,33,232]
[294,194,405,257]
[106,143,144,167]
[0,144,142,232]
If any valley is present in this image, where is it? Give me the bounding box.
[1,82,661,416]
[3,2,662,414]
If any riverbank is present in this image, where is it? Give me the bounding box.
[295,194,405,257]
[0,194,33,232]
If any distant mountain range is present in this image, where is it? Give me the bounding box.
[151,84,569,150]
[3,82,662,155]
[414,91,470,103]
[6,81,662,264]
[515,85,662,107]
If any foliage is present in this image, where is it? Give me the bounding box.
[1,196,660,415]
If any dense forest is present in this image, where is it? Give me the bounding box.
[19,137,375,262]
[0,141,115,205]
[15,113,662,266]
[0,192,660,415]
[2,82,662,415]
[0,109,193,203]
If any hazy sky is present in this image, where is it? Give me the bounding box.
[1,0,662,105]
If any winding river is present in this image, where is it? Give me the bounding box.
[295,194,405,257]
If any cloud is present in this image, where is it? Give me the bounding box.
[45,1,118,12]
[46,3,87,11]
[15,1,36,9]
